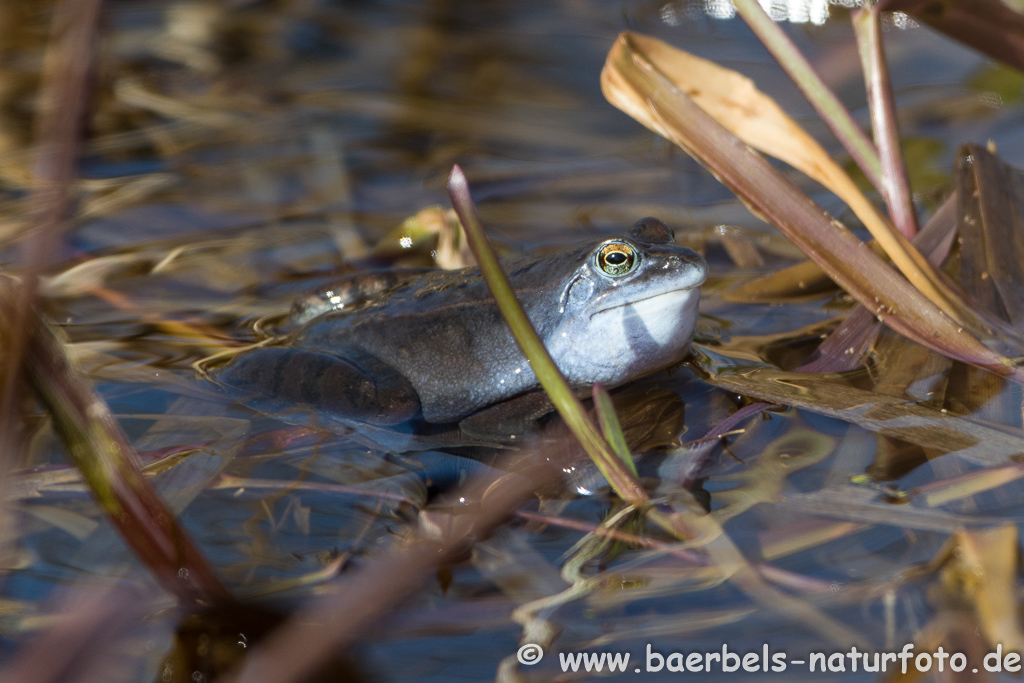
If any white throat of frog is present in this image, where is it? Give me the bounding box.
[590,287,700,350]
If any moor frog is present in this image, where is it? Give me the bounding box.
[213,218,707,435]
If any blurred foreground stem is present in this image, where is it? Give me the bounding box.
[0,0,105,587]
[0,280,229,605]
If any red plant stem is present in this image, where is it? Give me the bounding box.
[854,7,920,239]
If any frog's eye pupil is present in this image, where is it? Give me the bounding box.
[597,242,638,276]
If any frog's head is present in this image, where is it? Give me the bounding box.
[549,217,707,385]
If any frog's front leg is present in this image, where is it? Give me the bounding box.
[214,347,421,426]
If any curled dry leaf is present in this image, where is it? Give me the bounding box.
[39,254,157,298]
[602,32,1024,383]
[607,33,852,208]
[601,32,961,321]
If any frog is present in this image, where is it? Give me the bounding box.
[212,217,707,440]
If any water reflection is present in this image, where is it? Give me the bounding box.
[662,0,920,27]
[4,0,1024,680]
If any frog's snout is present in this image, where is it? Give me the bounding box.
[681,248,708,288]
[644,244,707,289]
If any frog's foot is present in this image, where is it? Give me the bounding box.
[212,347,420,426]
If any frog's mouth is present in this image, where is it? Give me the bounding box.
[591,287,701,347]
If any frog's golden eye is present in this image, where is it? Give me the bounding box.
[596,241,638,276]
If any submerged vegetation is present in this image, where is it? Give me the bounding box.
[2,0,1024,681]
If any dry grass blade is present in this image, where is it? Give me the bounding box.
[1,281,230,605]
[602,32,1024,384]
[878,0,1024,73]
[728,189,958,303]
[211,475,420,507]
[914,463,1024,508]
[782,483,980,532]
